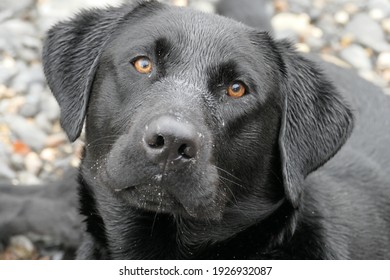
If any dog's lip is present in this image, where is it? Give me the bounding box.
[114,186,135,192]
[113,183,220,219]
[114,183,179,209]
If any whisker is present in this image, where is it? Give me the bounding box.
[218,179,238,205]
[214,166,243,183]
[219,175,244,188]
[86,135,121,147]
[150,201,161,237]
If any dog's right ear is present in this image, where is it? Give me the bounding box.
[42,1,163,142]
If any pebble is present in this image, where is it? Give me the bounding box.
[382,18,390,34]
[368,0,390,19]
[5,115,47,152]
[190,1,215,13]
[18,171,41,185]
[25,152,43,175]
[345,13,390,52]
[45,133,68,148]
[0,0,34,17]
[10,154,25,171]
[172,0,188,7]
[35,112,53,133]
[11,65,45,94]
[339,44,373,70]
[0,58,18,82]
[334,11,349,25]
[40,148,57,162]
[343,3,359,15]
[0,235,37,260]
[0,19,36,38]
[40,95,61,122]
[377,52,390,70]
[272,13,311,36]
[19,101,40,118]
[0,160,16,180]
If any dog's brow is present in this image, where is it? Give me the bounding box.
[154,37,172,58]
[207,60,240,89]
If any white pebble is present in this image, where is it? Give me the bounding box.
[334,11,349,25]
[377,52,390,70]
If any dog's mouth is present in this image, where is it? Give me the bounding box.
[113,182,223,220]
[114,184,179,214]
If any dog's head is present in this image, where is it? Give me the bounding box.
[43,1,353,230]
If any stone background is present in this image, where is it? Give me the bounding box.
[0,0,389,259]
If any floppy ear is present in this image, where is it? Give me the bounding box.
[42,1,163,141]
[277,41,354,208]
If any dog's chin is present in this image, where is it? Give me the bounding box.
[112,183,224,221]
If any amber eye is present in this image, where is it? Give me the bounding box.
[227,82,246,98]
[133,57,152,74]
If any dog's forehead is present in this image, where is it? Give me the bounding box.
[109,6,254,65]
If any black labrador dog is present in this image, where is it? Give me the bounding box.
[33,0,390,259]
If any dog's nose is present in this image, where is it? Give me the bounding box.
[143,116,200,163]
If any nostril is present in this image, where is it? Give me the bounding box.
[178,144,196,159]
[148,134,165,149]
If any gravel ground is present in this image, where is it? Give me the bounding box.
[0,0,389,259]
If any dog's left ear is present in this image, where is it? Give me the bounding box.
[42,1,163,141]
[276,41,354,208]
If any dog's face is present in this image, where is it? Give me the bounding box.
[43,1,353,239]
[84,6,284,220]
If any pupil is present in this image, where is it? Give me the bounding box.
[232,84,241,92]
[140,59,149,68]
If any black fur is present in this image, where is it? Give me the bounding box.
[39,1,390,259]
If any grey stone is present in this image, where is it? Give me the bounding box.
[0,0,34,17]
[306,36,326,51]
[10,154,25,171]
[5,115,47,151]
[19,89,42,118]
[35,113,53,134]
[288,0,311,14]
[0,64,18,85]
[18,48,39,62]
[28,83,46,97]
[20,36,42,50]
[40,95,60,122]
[19,103,39,118]
[10,73,29,94]
[0,160,16,180]
[37,0,123,32]
[345,13,390,52]
[340,44,373,70]
[11,64,45,94]
[0,19,36,37]
[0,9,14,23]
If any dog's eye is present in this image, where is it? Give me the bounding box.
[227,82,246,98]
[132,57,153,74]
